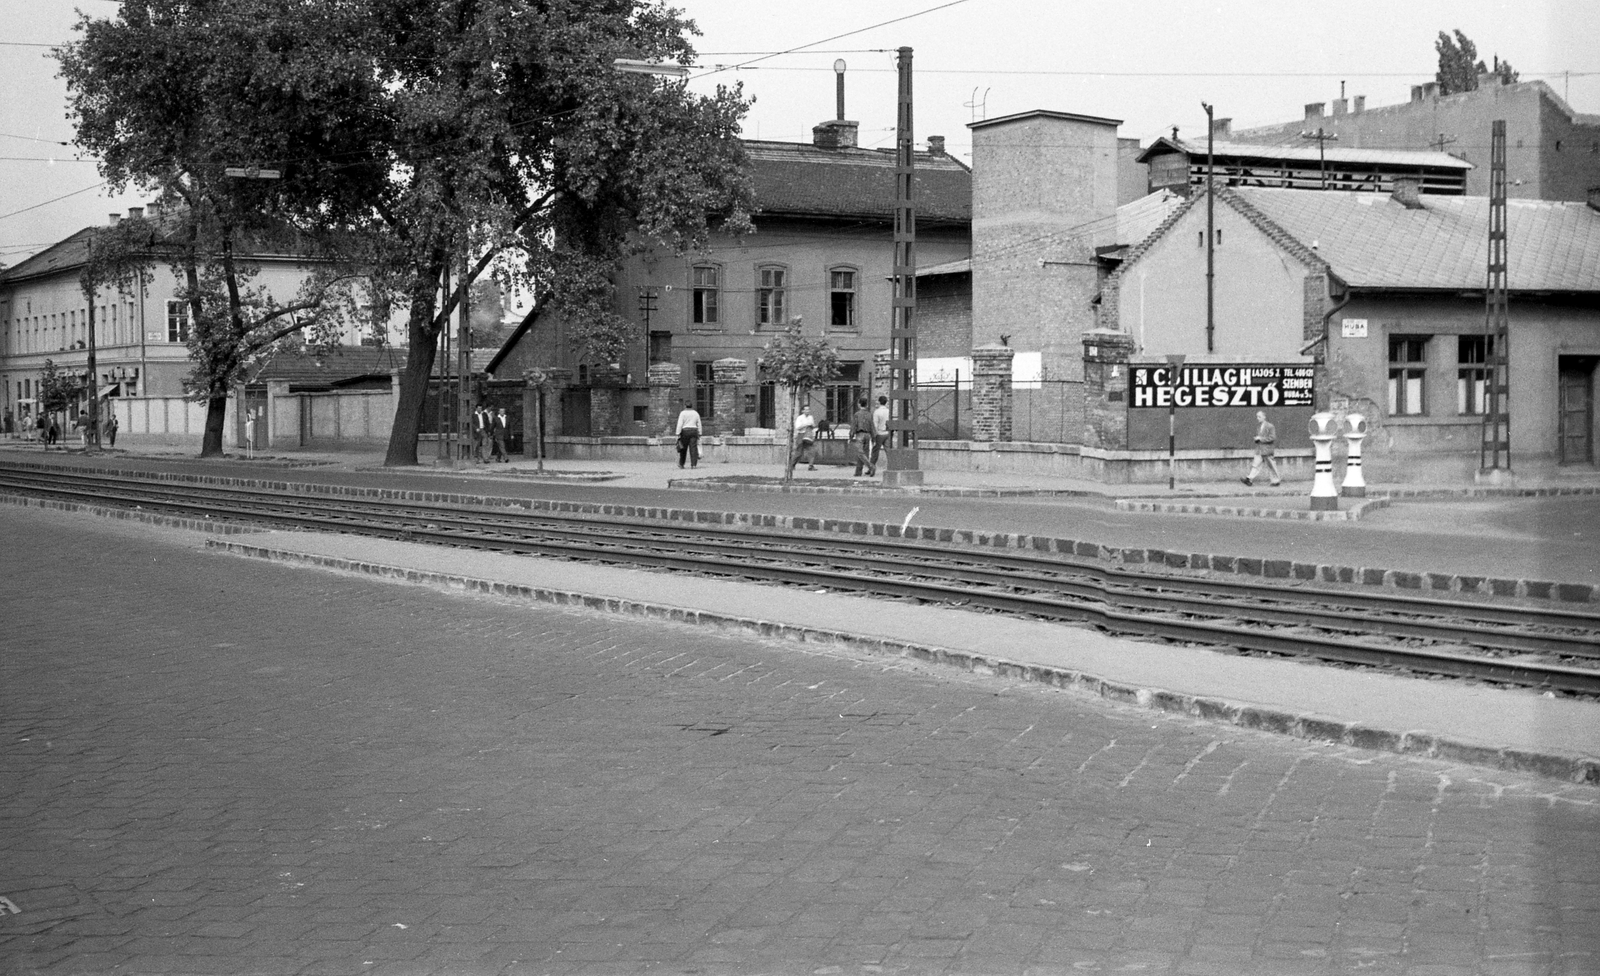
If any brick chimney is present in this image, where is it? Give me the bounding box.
[1332,98,1348,116]
[1210,116,1232,139]
[126,207,144,220]
[1391,176,1424,209]
[927,134,946,156]
[108,213,121,226]
[812,119,859,149]
[1304,102,1325,120]
[1353,95,1366,114]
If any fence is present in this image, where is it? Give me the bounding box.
[1013,379,1085,444]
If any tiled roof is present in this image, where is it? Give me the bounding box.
[248,345,409,385]
[0,228,97,282]
[745,141,971,223]
[1115,190,1185,249]
[1234,187,1600,292]
[1137,137,1472,171]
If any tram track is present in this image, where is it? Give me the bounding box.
[4,463,1599,696]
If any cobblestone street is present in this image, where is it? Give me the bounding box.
[3,504,1598,975]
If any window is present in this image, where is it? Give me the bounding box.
[648,330,672,364]
[166,300,191,343]
[829,268,857,329]
[1457,335,1496,415]
[693,362,715,420]
[823,363,863,428]
[691,265,719,326]
[1388,336,1429,415]
[756,265,787,327]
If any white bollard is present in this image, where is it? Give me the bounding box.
[1308,412,1339,511]
[1341,413,1367,497]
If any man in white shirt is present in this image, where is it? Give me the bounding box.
[675,400,702,468]
[870,395,890,469]
[788,405,818,475]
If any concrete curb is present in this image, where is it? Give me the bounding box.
[208,539,1600,787]
[5,457,1595,605]
[1115,496,1392,521]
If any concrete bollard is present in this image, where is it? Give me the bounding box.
[1308,412,1339,511]
[1341,413,1367,497]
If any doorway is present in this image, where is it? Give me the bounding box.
[1558,356,1597,465]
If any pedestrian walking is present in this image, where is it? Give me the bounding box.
[47,418,60,447]
[74,410,89,448]
[1241,410,1282,487]
[35,411,48,445]
[104,412,119,448]
[491,407,510,462]
[788,405,818,475]
[850,397,876,477]
[870,394,890,468]
[674,400,702,469]
[472,406,489,463]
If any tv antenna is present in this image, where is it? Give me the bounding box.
[965,87,990,123]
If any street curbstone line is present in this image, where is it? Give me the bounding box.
[208,539,1600,787]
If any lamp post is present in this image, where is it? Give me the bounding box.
[1200,102,1215,353]
[1166,353,1185,490]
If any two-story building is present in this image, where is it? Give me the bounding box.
[490,115,973,439]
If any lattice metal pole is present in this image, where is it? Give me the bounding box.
[885,46,922,485]
[1480,120,1511,474]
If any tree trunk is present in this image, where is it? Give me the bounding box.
[384,318,440,466]
[201,392,229,458]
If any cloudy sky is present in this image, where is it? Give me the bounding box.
[3,0,1596,266]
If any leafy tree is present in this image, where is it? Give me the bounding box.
[38,360,85,422]
[759,319,839,481]
[58,0,371,457]
[76,217,158,451]
[1435,30,1483,95]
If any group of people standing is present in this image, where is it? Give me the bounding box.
[24,410,117,449]
[786,395,889,478]
[471,405,512,463]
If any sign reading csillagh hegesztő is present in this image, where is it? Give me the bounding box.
[1128,364,1316,408]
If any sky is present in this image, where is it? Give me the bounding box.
[3,0,1597,268]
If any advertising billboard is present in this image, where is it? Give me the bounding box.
[1129,364,1316,409]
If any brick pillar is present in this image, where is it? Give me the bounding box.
[540,366,572,440]
[710,357,747,436]
[588,366,625,436]
[970,344,1014,443]
[647,362,682,436]
[1081,329,1136,450]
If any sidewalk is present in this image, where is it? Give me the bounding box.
[214,527,1600,786]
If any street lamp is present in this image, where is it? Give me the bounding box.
[612,59,689,79]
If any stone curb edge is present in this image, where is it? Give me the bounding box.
[0,490,258,535]
[7,457,1594,605]
[1115,497,1392,522]
[209,539,1600,788]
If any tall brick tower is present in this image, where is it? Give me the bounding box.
[967,110,1122,443]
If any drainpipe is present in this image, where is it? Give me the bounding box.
[1304,283,1353,412]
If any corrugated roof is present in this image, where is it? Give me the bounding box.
[745,141,971,223]
[1233,187,1600,292]
[1138,136,1472,171]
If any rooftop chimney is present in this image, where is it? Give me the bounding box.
[927,135,946,156]
[1332,98,1348,116]
[1391,176,1424,209]
[1353,95,1366,114]
[108,213,121,226]
[1210,116,1232,138]
[812,119,859,149]
[1305,102,1325,120]
[127,207,144,220]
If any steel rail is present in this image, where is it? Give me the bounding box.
[4,468,1598,694]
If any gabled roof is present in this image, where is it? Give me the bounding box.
[0,228,99,283]
[248,345,407,387]
[1136,136,1472,172]
[1235,188,1600,292]
[745,141,971,223]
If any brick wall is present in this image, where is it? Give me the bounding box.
[970,345,1014,442]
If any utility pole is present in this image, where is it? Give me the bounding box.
[457,249,472,466]
[1299,127,1338,189]
[885,46,921,486]
[1201,102,1216,353]
[1479,120,1512,479]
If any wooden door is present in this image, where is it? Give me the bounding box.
[1558,358,1595,465]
